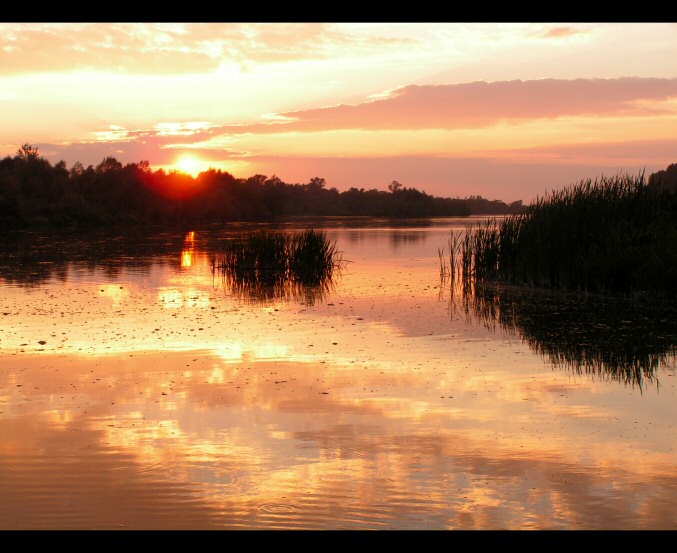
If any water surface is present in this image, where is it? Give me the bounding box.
[1,218,676,529]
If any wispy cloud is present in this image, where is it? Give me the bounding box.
[0,23,221,74]
[535,26,588,39]
[0,23,419,75]
[200,78,677,134]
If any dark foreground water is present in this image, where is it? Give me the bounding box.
[1,217,676,529]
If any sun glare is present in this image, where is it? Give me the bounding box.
[176,155,203,177]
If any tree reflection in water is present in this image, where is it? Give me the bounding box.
[442,277,677,389]
[0,228,186,286]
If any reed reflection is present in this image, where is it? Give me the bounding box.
[216,271,336,306]
[442,278,677,388]
[211,228,342,306]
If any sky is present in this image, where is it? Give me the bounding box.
[1,22,676,203]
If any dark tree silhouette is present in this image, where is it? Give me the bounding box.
[0,143,529,229]
[16,143,40,161]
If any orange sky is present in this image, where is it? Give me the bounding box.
[1,22,676,203]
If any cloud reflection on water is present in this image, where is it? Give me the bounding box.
[1,221,677,529]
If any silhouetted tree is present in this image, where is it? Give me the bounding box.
[308,177,326,190]
[96,156,123,173]
[388,180,403,193]
[16,143,40,161]
[0,142,533,228]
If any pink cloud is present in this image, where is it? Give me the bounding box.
[539,27,585,39]
[210,78,677,134]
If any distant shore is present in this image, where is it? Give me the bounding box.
[1,145,522,230]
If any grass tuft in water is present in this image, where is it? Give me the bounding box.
[212,228,343,300]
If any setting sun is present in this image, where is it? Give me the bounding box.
[176,155,204,177]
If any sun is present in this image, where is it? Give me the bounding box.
[176,154,203,177]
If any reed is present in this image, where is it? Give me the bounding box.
[457,172,677,297]
[288,228,341,285]
[212,228,342,297]
[438,229,464,282]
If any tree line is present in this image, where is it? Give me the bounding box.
[0,144,523,229]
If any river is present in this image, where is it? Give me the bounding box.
[1,217,676,529]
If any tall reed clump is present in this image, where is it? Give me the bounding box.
[460,172,677,297]
[438,229,463,281]
[288,228,341,285]
[212,228,342,289]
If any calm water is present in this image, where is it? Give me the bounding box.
[1,217,676,530]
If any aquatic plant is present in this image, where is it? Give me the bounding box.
[457,172,677,297]
[288,228,341,285]
[211,228,343,302]
[214,229,289,286]
[438,229,463,282]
